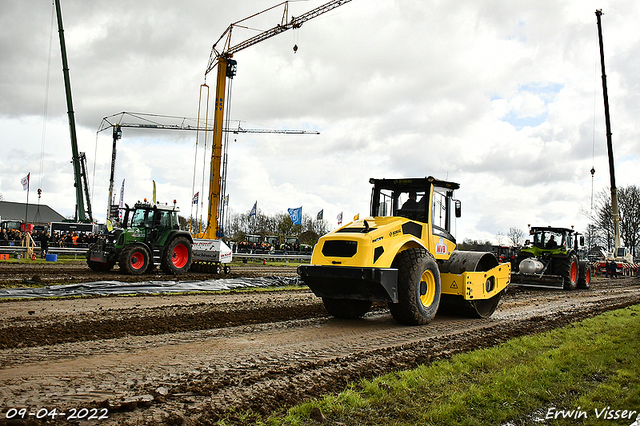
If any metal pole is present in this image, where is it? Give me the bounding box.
[54,0,87,222]
[595,9,620,254]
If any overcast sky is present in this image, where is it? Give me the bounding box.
[1,0,638,244]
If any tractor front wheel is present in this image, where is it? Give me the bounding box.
[578,260,591,289]
[119,245,150,275]
[389,248,441,325]
[558,254,579,290]
[161,237,193,275]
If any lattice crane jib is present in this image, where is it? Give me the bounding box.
[200,0,353,240]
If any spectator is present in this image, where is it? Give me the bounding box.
[606,260,617,279]
[39,231,49,258]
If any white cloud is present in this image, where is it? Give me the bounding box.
[1,0,638,243]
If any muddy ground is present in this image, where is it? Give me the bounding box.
[0,261,639,425]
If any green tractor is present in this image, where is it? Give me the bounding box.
[511,226,590,290]
[87,201,193,275]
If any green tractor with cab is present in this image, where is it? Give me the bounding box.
[87,201,193,275]
[511,226,590,290]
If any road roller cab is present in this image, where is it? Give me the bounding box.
[298,177,511,325]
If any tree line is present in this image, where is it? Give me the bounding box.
[177,185,640,258]
[460,185,639,258]
[585,186,640,257]
[180,208,332,246]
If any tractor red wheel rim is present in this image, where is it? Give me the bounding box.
[586,269,591,284]
[172,244,189,268]
[130,251,145,270]
[570,262,578,282]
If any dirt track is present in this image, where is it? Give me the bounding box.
[0,261,639,425]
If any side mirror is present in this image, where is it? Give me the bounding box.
[454,200,461,218]
[580,236,585,246]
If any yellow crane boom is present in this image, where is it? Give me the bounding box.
[199,0,353,240]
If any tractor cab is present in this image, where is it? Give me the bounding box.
[526,227,583,253]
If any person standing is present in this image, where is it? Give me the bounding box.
[39,231,49,258]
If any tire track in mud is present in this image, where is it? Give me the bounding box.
[0,278,638,425]
[167,289,640,425]
[0,297,328,350]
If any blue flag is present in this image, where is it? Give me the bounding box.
[250,201,257,217]
[288,206,302,225]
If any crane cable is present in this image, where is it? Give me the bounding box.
[191,84,210,234]
[198,94,211,234]
[38,1,57,210]
[219,77,234,235]
[590,39,599,211]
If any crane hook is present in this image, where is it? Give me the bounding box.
[293,44,298,53]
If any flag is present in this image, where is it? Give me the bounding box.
[337,211,343,225]
[224,194,229,205]
[317,209,323,220]
[152,180,156,203]
[250,201,257,217]
[193,192,199,204]
[21,173,30,190]
[288,207,302,225]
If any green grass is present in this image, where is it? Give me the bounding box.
[256,305,640,426]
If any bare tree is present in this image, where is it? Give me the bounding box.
[618,186,640,256]
[507,227,525,247]
[588,186,640,256]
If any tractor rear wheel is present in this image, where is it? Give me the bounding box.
[322,298,372,319]
[388,248,441,325]
[119,244,149,275]
[558,254,579,290]
[161,236,192,275]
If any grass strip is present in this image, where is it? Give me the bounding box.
[261,304,640,426]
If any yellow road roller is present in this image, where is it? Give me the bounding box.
[298,177,511,325]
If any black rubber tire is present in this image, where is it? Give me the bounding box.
[439,291,503,319]
[578,260,591,289]
[224,265,231,274]
[119,244,149,275]
[388,248,441,325]
[322,298,372,319]
[160,236,193,275]
[87,260,114,272]
[557,254,579,290]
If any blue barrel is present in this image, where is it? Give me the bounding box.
[45,254,58,262]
